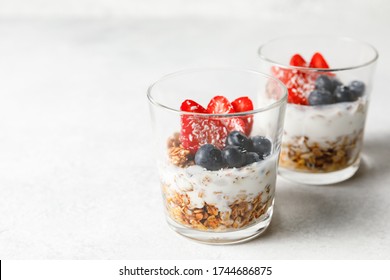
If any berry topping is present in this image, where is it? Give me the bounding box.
[309,52,330,69]
[226,131,253,151]
[206,96,247,134]
[194,144,225,171]
[231,96,254,135]
[251,136,272,159]
[334,85,357,103]
[271,52,334,105]
[222,146,246,168]
[332,78,343,90]
[224,117,247,135]
[206,95,234,114]
[180,99,228,154]
[192,133,272,169]
[231,96,254,113]
[290,54,307,67]
[180,99,207,113]
[245,152,261,165]
[315,75,343,93]
[288,85,310,105]
[315,75,333,92]
[271,56,314,105]
[271,65,294,85]
[271,67,311,105]
[180,96,255,154]
[349,80,365,98]
[180,116,228,154]
[271,52,366,106]
[308,89,336,105]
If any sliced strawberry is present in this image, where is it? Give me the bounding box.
[272,66,310,105]
[206,96,246,135]
[288,88,308,105]
[309,52,330,69]
[180,99,227,154]
[231,97,254,135]
[206,95,235,114]
[180,99,207,113]
[231,96,253,112]
[271,66,293,85]
[290,54,307,67]
[225,117,246,134]
[180,116,228,154]
[287,70,316,105]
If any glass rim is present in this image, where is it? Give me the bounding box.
[147,67,288,117]
[257,35,379,72]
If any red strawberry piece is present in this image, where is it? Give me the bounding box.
[289,54,307,67]
[287,88,308,105]
[231,97,254,136]
[309,52,330,69]
[272,66,311,105]
[231,96,253,112]
[180,99,227,154]
[226,117,247,134]
[206,96,246,134]
[180,99,207,113]
[287,69,315,105]
[271,66,293,85]
[206,95,235,114]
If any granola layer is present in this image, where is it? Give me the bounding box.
[279,131,363,173]
[167,133,194,168]
[162,185,272,231]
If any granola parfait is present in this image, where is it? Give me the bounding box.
[259,36,378,184]
[147,69,287,244]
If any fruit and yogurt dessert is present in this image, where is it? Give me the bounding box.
[159,96,277,231]
[272,52,367,173]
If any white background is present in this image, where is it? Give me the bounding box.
[0,0,388,21]
[0,0,390,259]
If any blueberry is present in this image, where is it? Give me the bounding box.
[315,75,342,93]
[331,78,342,91]
[349,80,365,98]
[245,152,261,165]
[226,131,252,151]
[308,89,336,105]
[315,75,333,92]
[194,144,224,171]
[251,136,272,159]
[222,146,246,168]
[334,85,357,103]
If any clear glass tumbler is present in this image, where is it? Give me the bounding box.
[258,36,378,185]
[147,68,287,244]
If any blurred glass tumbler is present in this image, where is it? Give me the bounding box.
[147,68,287,244]
[258,36,378,185]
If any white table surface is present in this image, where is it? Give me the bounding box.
[0,17,389,259]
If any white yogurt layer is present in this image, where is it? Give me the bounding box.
[283,98,368,145]
[158,154,277,213]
